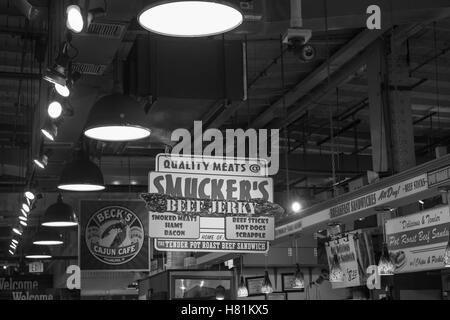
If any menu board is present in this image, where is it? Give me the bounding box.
[142,193,277,253]
[385,206,450,273]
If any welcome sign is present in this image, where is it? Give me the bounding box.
[144,154,278,253]
[385,206,450,273]
[0,275,54,300]
[80,200,149,271]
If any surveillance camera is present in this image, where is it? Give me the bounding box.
[297,44,316,62]
[283,28,315,61]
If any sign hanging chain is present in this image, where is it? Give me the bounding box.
[280,35,291,201]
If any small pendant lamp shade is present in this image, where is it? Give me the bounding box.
[378,243,395,276]
[25,244,52,259]
[215,285,225,300]
[33,228,64,245]
[237,276,248,297]
[261,270,273,294]
[84,94,151,142]
[58,153,105,192]
[292,264,305,289]
[443,239,450,268]
[42,194,78,227]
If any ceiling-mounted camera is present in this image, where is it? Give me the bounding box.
[283,28,316,62]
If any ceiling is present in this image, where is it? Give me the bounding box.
[2,0,450,259]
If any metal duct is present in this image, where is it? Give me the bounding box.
[14,0,41,21]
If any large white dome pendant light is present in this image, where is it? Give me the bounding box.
[138,1,243,37]
[83,57,150,142]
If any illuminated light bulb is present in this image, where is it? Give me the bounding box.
[25,191,35,200]
[22,203,30,213]
[55,83,70,97]
[66,5,84,33]
[48,101,63,119]
[13,227,23,235]
[291,201,302,213]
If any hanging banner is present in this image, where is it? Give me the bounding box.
[325,234,364,289]
[141,193,278,253]
[385,206,450,273]
[156,154,268,177]
[80,200,149,271]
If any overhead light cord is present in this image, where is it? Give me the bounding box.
[280,34,290,202]
[433,22,442,142]
[323,0,337,194]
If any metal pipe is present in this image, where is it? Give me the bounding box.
[290,0,303,28]
[0,71,41,80]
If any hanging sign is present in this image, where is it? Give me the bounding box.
[149,172,273,202]
[145,154,279,254]
[79,200,149,271]
[141,193,278,253]
[427,165,450,188]
[329,175,428,219]
[29,261,44,273]
[325,234,363,289]
[275,174,429,240]
[156,154,268,177]
[385,206,450,273]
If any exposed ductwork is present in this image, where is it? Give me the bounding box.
[14,0,42,21]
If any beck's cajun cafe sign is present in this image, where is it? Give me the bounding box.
[142,154,279,253]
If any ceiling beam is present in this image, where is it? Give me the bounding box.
[248,29,386,129]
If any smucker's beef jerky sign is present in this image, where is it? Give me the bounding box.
[145,154,278,253]
[149,172,273,202]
